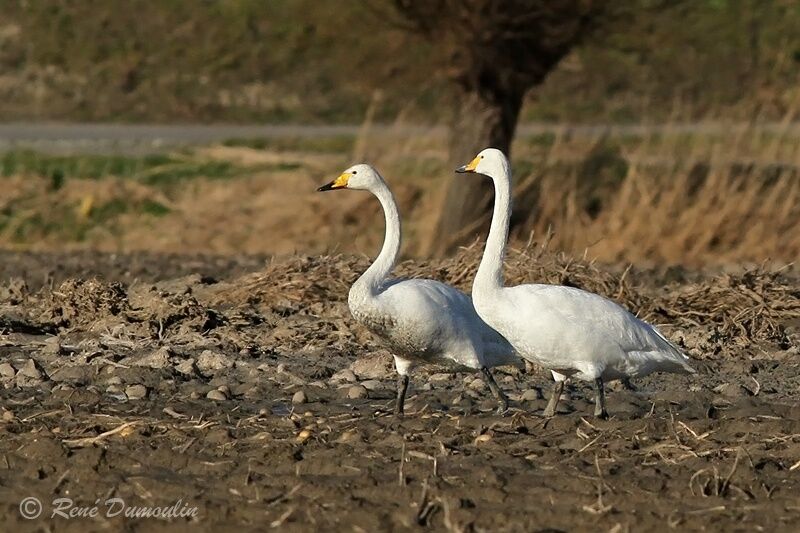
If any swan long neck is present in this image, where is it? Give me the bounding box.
[354,181,401,295]
[475,160,512,294]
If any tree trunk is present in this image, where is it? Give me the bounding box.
[423,86,525,256]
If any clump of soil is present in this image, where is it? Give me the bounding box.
[43,278,128,329]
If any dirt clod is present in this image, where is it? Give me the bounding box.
[347,384,369,399]
[206,389,228,401]
[197,350,233,375]
[0,362,15,379]
[520,388,544,401]
[292,390,308,404]
[124,384,148,400]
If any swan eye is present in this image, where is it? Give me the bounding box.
[480,156,484,159]
[352,171,357,174]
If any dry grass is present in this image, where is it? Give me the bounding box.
[3,117,800,267]
[522,165,800,266]
[353,116,800,266]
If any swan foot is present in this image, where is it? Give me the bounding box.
[621,377,637,392]
[394,374,410,417]
[543,379,565,417]
[594,377,609,419]
[481,367,509,414]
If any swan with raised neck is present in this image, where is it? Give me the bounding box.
[456,148,695,418]
[317,163,519,415]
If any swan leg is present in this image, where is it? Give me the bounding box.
[394,374,410,416]
[593,377,609,419]
[543,379,565,417]
[481,367,509,414]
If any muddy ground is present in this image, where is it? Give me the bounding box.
[0,248,799,532]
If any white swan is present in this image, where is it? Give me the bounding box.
[317,164,519,415]
[456,148,695,418]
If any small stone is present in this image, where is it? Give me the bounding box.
[16,359,44,387]
[17,359,42,380]
[502,375,516,384]
[474,434,493,445]
[335,430,364,444]
[125,384,148,400]
[105,376,123,386]
[189,390,201,400]
[307,380,327,389]
[429,373,451,383]
[196,350,233,375]
[0,362,15,379]
[41,337,62,355]
[175,358,196,376]
[217,385,230,395]
[330,369,357,383]
[135,346,171,369]
[350,354,393,379]
[2,409,14,422]
[521,388,543,401]
[292,390,308,405]
[468,378,486,390]
[106,385,127,401]
[360,379,383,391]
[296,429,312,443]
[258,407,270,416]
[206,389,228,401]
[347,385,368,399]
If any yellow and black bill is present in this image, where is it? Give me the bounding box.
[455,155,480,173]
[317,172,350,192]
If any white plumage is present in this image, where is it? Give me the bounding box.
[317,164,518,415]
[456,148,695,418]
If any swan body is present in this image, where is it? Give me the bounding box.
[317,164,518,414]
[348,278,515,374]
[476,283,693,381]
[456,149,695,418]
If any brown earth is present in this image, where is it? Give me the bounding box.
[0,248,799,531]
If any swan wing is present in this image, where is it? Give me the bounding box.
[489,284,694,375]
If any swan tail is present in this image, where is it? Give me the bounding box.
[648,325,697,374]
[663,357,697,375]
[642,322,697,374]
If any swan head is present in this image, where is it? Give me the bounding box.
[317,163,383,192]
[455,148,509,178]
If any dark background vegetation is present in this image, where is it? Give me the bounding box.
[1,0,798,124]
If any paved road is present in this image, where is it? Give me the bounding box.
[0,123,368,154]
[0,121,798,154]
